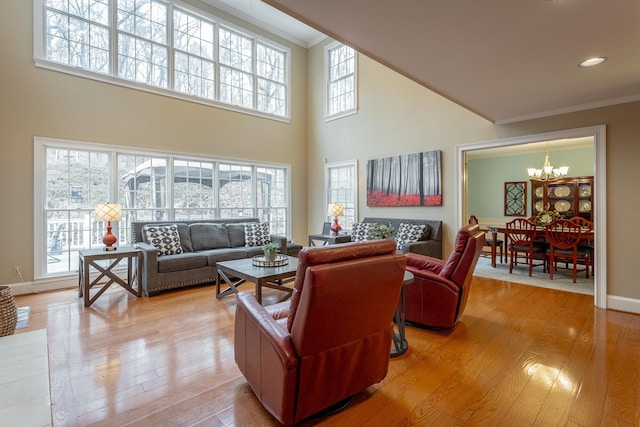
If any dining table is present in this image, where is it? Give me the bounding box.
[486,224,594,268]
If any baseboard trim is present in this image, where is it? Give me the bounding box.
[607,295,640,315]
[8,275,77,295]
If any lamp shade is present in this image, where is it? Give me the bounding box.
[327,203,344,217]
[95,203,122,222]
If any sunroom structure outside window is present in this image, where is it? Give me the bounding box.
[326,42,357,120]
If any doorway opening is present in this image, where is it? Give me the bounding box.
[456,125,607,308]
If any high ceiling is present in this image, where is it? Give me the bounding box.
[254,0,640,124]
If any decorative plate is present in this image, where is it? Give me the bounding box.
[535,187,543,198]
[555,200,571,212]
[579,185,592,197]
[553,185,571,198]
[579,200,592,213]
[535,200,544,212]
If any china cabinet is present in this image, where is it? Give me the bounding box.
[530,176,593,221]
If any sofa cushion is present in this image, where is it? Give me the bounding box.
[396,223,427,249]
[200,247,249,266]
[142,224,183,256]
[190,223,231,251]
[351,222,371,242]
[157,252,208,273]
[227,224,247,247]
[244,222,270,246]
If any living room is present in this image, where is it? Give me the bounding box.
[2,0,640,425]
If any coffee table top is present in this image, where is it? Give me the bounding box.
[216,255,298,281]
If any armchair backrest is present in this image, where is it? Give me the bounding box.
[287,238,403,331]
[438,224,485,320]
[284,239,406,420]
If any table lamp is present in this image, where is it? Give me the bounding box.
[327,203,344,235]
[94,203,122,251]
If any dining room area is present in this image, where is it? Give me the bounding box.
[466,136,596,295]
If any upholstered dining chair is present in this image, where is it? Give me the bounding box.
[404,224,485,329]
[469,215,504,263]
[545,219,591,283]
[568,216,594,275]
[234,239,406,426]
[506,218,547,276]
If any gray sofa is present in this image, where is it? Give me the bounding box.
[132,218,303,296]
[361,217,443,259]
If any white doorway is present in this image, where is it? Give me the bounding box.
[456,125,607,308]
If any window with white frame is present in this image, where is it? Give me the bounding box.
[36,0,290,119]
[325,160,358,230]
[326,43,357,119]
[35,138,291,279]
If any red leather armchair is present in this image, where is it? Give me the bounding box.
[234,239,406,426]
[404,224,485,329]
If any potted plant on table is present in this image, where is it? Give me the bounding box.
[367,223,396,240]
[262,242,280,262]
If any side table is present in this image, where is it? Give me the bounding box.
[391,270,414,357]
[308,234,351,246]
[78,246,142,307]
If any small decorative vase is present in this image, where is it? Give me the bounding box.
[264,251,277,262]
[0,286,18,337]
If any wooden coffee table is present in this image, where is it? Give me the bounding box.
[215,256,298,304]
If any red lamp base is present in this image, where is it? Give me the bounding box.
[103,222,118,251]
[330,217,342,235]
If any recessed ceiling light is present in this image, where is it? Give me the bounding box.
[579,57,606,67]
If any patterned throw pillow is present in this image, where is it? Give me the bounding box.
[396,223,426,250]
[351,222,372,242]
[244,222,271,247]
[142,224,183,256]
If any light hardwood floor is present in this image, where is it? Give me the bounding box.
[14,276,640,427]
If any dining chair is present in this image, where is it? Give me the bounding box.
[506,218,547,276]
[545,219,591,283]
[568,216,594,275]
[469,215,503,263]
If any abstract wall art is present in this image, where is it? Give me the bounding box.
[366,150,442,207]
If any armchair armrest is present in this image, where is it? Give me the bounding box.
[405,265,460,294]
[235,292,298,420]
[235,292,297,369]
[406,252,445,274]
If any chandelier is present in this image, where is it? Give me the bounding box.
[527,150,569,181]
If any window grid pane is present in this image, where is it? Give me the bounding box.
[327,163,357,230]
[327,44,356,117]
[173,159,215,220]
[257,167,287,235]
[173,10,216,99]
[45,1,111,73]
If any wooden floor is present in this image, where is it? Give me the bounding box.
[14,277,640,427]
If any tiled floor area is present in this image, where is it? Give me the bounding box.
[0,329,52,427]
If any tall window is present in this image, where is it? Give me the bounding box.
[35,138,291,279]
[36,0,290,119]
[326,43,357,119]
[325,160,358,230]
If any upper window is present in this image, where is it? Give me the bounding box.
[326,43,357,120]
[36,0,290,120]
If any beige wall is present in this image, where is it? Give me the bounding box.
[307,40,640,304]
[0,0,308,285]
[307,40,497,255]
